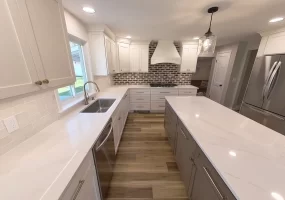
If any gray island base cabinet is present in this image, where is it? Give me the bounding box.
[164,104,236,200]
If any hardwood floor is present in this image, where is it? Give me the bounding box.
[107,113,188,200]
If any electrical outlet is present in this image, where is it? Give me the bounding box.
[3,116,19,133]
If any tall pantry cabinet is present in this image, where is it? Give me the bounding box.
[0,0,75,99]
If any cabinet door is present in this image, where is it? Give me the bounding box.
[264,32,285,55]
[130,45,140,72]
[105,37,114,74]
[118,43,130,72]
[191,165,222,200]
[74,164,100,200]
[175,121,197,191]
[180,44,198,73]
[1,0,40,99]
[111,41,119,73]
[140,45,149,72]
[23,0,75,87]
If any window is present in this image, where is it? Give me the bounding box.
[58,41,88,101]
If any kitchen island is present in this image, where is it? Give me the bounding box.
[165,96,285,200]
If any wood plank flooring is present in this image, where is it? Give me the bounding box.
[107,113,188,200]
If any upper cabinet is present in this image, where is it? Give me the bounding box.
[130,44,149,73]
[258,28,285,56]
[1,0,75,99]
[118,42,130,73]
[180,44,198,73]
[89,32,118,75]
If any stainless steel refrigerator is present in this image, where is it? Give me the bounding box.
[240,54,285,135]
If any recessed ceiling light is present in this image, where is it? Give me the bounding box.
[193,37,200,40]
[271,192,284,200]
[229,151,237,157]
[269,17,284,23]
[83,7,95,14]
[126,36,132,39]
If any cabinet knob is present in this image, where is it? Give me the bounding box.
[35,81,43,85]
[42,79,49,84]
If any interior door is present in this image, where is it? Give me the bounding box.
[209,51,231,103]
[262,55,285,117]
[1,0,40,99]
[24,0,75,87]
[243,55,280,108]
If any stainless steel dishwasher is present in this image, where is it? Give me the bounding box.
[93,119,115,200]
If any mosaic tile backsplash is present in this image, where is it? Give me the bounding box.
[113,41,192,85]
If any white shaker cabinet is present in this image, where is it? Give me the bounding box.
[130,44,149,72]
[89,33,118,75]
[118,42,130,72]
[180,44,198,73]
[1,0,75,99]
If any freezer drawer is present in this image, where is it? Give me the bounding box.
[240,103,285,135]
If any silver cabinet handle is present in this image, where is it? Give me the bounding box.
[136,98,145,100]
[160,92,170,94]
[72,180,85,200]
[203,167,225,200]
[159,105,165,107]
[180,128,188,140]
[136,92,145,93]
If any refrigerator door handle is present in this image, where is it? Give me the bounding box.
[245,103,285,121]
[265,61,282,99]
[263,61,278,99]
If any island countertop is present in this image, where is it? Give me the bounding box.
[166,96,285,200]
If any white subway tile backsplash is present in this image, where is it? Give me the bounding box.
[0,90,59,155]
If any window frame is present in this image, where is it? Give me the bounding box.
[56,37,91,111]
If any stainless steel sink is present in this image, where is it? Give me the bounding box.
[81,99,116,113]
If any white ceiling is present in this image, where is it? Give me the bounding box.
[63,0,285,45]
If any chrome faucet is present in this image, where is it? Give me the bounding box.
[83,81,100,105]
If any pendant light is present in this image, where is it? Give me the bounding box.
[198,6,219,55]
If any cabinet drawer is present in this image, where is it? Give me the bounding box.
[179,89,197,96]
[60,151,94,199]
[130,89,150,95]
[151,95,167,102]
[151,102,165,110]
[151,88,178,95]
[130,95,150,103]
[194,150,237,200]
[130,103,150,110]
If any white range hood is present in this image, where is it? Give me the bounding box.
[151,41,181,65]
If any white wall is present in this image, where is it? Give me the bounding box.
[0,91,59,155]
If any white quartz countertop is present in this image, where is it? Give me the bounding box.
[0,85,197,200]
[166,96,285,200]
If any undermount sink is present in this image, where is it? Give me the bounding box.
[81,99,116,113]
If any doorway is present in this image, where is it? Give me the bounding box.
[209,51,231,103]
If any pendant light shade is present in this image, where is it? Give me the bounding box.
[198,7,219,55]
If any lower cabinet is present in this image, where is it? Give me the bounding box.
[165,105,236,200]
[175,120,197,194]
[164,103,178,152]
[60,151,100,200]
[190,150,237,200]
[113,91,130,153]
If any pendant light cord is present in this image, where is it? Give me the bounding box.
[206,12,214,36]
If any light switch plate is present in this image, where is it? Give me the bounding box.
[3,116,19,133]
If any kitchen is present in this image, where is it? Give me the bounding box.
[1,0,285,200]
